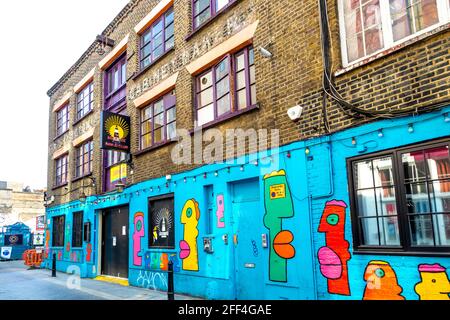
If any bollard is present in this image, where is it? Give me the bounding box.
[52,253,56,277]
[167,260,174,300]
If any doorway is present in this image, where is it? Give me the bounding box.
[230,178,265,299]
[101,206,129,278]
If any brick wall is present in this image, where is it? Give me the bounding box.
[46,0,450,205]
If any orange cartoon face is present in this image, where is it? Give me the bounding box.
[363,261,404,300]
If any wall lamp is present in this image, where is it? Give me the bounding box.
[259,46,273,59]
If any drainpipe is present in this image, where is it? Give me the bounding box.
[306,139,334,300]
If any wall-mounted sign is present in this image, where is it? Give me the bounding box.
[33,233,44,246]
[0,247,12,260]
[36,216,45,231]
[5,234,23,246]
[101,111,130,152]
[110,163,128,184]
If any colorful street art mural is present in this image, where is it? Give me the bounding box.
[70,251,83,263]
[317,200,351,296]
[133,212,145,266]
[144,251,181,272]
[86,243,92,263]
[64,224,71,260]
[363,261,405,300]
[136,270,168,291]
[263,170,295,283]
[44,229,50,259]
[415,264,450,300]
[216,194,225,228]
[179,199,200,271]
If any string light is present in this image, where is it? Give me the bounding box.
[377,129,384,138]
[408,123,414,133]
[444,113,450,123]
[287,151,291,158]
[351,137,357,145]
[240,166,244,171]
[214,171,219,177]
[305,147,310,155]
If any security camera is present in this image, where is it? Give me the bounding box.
[259,47,273,58]
[287,105,303,121]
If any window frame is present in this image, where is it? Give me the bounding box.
[337,0,450,67]
[194,46,256,127]
[52,215,65,247]
[75,140,93,179]
[139,92,177,150]
[72,211,83,248]
[56,103,70,137]
[55,154,69,187]
[192,0,238,31]
[347,137,450,255]
[148,193,175,249]
[139,6,175,71]
[76,82,94,121]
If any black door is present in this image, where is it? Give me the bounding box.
[101,206,129,278]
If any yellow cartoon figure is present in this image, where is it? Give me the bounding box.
[415,264,450,300]
[179,199,200,271]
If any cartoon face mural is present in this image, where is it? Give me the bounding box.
[44,229,50,259]
[363,261,405,300]
[133,212,145,266]
[179,199,200,271]
[86,243,92,263]
[415,264,450,300]
[317,200,351,296]
[216,194,225,228]
[64,224,71,260]
[263,170,295,283]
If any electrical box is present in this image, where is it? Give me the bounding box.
[203,237,214,254]
[262,234,268,248]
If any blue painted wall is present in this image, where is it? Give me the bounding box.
[44,106,450,300]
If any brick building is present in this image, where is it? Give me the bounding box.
[45,0,450,299]
[0,181,45,233]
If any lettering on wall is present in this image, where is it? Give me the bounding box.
[128,7,256,101]
[363,261,405,300]
[415,264,450,300]
[216,194,225,228]
[263,170,295,283]
[133,212,145,266]
[317,200,351,296]
[179,199,200,272]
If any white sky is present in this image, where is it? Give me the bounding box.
[0,0,129,190]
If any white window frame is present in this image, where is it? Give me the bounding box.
[338,0,450,68]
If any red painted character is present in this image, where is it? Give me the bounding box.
[86,243,92,263]
[317,200,351,296]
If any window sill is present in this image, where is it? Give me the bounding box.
[51,183,68,191]
[71,173,93,183]
[185,0,241,41]
[133,139,178,157]
[131,47,175,81]
[335,22,450,77]
[353,248,450,258]
[53,130,69,141]
[73,109,94,126]
[190,103,260,134]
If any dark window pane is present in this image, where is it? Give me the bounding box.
[357,189,377,217]
[432,214,450,246]
[361,217,380,245]
[402,151,428,183]
[405,182,430,214]
[409,214,435,246]
[379,216,401,245]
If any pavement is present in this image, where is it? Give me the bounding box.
[0,260,199,300]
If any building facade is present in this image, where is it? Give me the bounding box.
[0,181,45,233]
[44,0,450,300]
